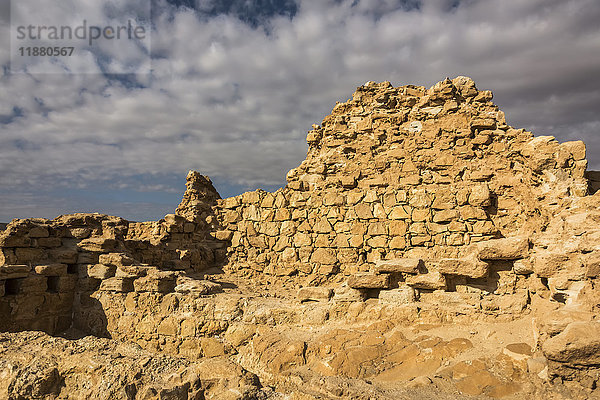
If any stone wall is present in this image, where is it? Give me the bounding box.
[0,208,225,335]
[212,77,588,282]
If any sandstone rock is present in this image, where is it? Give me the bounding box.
[477,237,529,260]
[405,271,446,290]
[438,256,489,278]
[373,258,423,274]
[378,286,415,304]
[134,274,176,293]
[34,264,67,276]
[87,264,116,279]
[348,273,391,289]
[0,264,30,279]
[533,253,569,278]
[77,237,117,252]
[513,259,534,275]
[174,278,222,295]
[542,321,600,366]
[298,287,333,302]
[99,277,134,292]
[98,253,135,267]
[332,283,366,302]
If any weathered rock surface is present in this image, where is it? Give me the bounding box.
[0,331,262,400]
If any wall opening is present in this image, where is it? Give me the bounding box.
[47,276,60,293]
[4,278,23,296]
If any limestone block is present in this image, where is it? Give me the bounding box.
[133,275,176,293]
[513,259,534,275]
[354,203,374,219]
[412,209,430,222]
[174,278,221,295]
[77,238,117,252]
[15,248,44,263]
[0,264,30,279]
[98,253,135,267]
[34,264,67,276]
[50,249,78,264]
[0,236,31,247]
[0,248,16,265]
[57,276,77,292]
[157,316,180,336]
[409,190,432,208]
[477,237,529,260]
[389,236,407,249]
[314,218,333,233]
[584,252,600,278]
[87,264,117,280]
[311,248,337,265]
[410,235,430,246]
[560,140,586,161]
[533,253,569,278]
[68,227,91,239]
[21,276,47,293]
[378,286,415,304]
[333,284,366,302]
[542,321,600,366]
[433,209,458,223]
[471,220,496,235]
[116,265,151,278]
[469,185,491,207]
[37,237,63,248]
[214,230,234,241]
[438,257,489,279]
[297,287,333,302]
[27,226,50,238]
[201,337,226,358]
[374,258,423,274]
[459,206,487,220]
[348,273,391,289]
[470,118,496,130]
[367,236,387,248]
[99,277,134,292]
[405,271,446,290]
[222,197,240,209]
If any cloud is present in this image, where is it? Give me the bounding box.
[0,0,599,221]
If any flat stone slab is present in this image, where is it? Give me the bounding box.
[348,273,391,289]
[477,237,529,260]
[298,287,333,302]
[88,264,116,280]
[438,257,489,279]
[374,258,423,274]
[542,321,600,366]
[378,286,415,304]
[99,277,134,292]
[0,264,30,279]
[34,264,67,276]
[405,271,446,290]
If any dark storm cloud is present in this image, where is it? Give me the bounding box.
[0,0,599,221]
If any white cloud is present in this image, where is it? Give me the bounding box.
[0,0,599,220]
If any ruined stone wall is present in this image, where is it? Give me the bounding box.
[214,77,588,280]
[0,208,224,336]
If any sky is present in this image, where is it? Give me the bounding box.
[0,0,599,222]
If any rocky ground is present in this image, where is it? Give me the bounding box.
[2,277,599,400]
